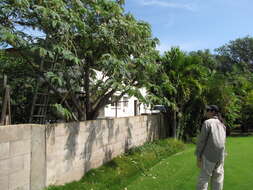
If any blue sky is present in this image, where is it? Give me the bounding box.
[124,0,253,53]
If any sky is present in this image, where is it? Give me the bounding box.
[123,0,253,53]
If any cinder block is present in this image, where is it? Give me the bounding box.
[9,170,29,190]
[143,116,148,122]
[142,115,147,122]
[10,155,24,174]
[46,143,55,155]
[10,140,31,157]
[23,154,31,171]
[10,183,29,190]
[89,158,103,169]
[111,148,124,158]
[111,143,124,157]
[0,175,8,190]
[140,121,147,129]
[46,171,56,186]
[91,148,105,160]
[114,134,126,145]
[19,125,32,140]
[0,142,10,160]
[85,120,99,131]
[55,136,69,151]
[94,134,107,149]
[113,141,123,151]
[0,125,31,143]
[72,155,85,168]
[115,118,126,128]
[79,122,89,132]
[99,120,108,129]
[46,151,63,164]
[135,128,145,136]
[0,158,10,176]
[55,122,81,137]
[54,165,85,185]
[45,125,55,144]
[76,132,90,145]
[54,123,67,137]
[84,137,104,154]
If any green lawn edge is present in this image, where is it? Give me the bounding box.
[125,136,253,190]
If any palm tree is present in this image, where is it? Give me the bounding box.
[147,47,207,139]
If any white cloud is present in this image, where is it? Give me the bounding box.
[139,0,196,11]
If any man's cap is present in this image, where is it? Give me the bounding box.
[206,105,219,112]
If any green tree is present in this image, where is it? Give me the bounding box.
[240,90,253,132]
[0,0,158,121]
[215,36,253,131]
[215,36,253,72]
[0,51,36,123]
[189,49,219,72]
[191,45,253,134]
[203,73,241,128]
[146,47,207,139]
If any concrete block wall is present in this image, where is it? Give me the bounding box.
[0,114,165,190]
[0,125,31,190]
[45,115,163,186]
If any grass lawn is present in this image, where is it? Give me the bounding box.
[126,136,253,190]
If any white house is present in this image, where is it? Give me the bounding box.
[89,70,152,118]
[98,88,151,118]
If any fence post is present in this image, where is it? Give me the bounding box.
[30,125,46,190]
[1,75,11,125]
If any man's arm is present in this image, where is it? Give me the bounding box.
[195,121,210,161]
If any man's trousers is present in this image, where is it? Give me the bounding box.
[196,156,224,190]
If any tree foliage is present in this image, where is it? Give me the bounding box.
[0,51,36,123]
[0,0,159,121]
[215,36,253,72]
[147,42,253,139]
[146,47,208,139]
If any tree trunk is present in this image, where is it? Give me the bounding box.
[87,110,99,120]
[172,109,177,139]
[84,65,90,120]
[176,116,181,139]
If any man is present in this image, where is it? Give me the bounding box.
[195,105,226,190]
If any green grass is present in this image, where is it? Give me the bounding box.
[125,136,253,190]
[45,138,186,190]
[224,136,253,189]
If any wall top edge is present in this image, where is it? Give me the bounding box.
[0,124,42,128]
[0,114,160,128]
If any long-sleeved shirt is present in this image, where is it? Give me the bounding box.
[195,116,226,163]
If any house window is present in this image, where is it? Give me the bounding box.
[123,97,128,107]
[110,96,121,109]
[111,96,117,107]
[118,102,121,109]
